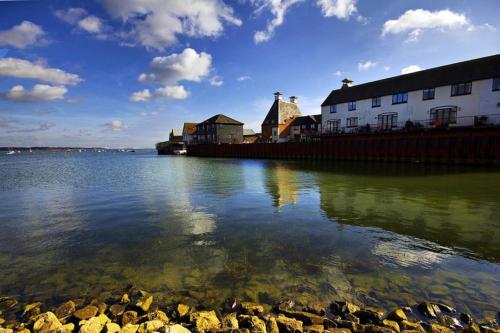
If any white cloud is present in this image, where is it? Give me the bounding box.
[237,75,252,81]
[209,75,224,86]
[358,60,376,71]
[138,48,212,84]
[99,0,241,50]
[384,66,391,71]
[3,84,67,103]
[401,65,423,74]
[316,0,357,19]
[104,119,128,131]
[382,9,469,42]
[129,85,189,102]
[54,8,88,24]
[0,21,46,49]
[78,15,104,34]
[139,111,159,117]
[252,0,303,44]
[0,58,82,85]
[334,70,342,76]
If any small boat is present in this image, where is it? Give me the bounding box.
[173,149,187,155]
[126,149,135,153]
[6,151,15,155]
[29,149,33,153]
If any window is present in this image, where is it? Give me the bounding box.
[346,117,358,128]
[348,101,356,111]
[310,124,315,129]
[326,119,340,133]
[392,92,408,104]
[422,88,435,100]
[430,107,457,125]
[372,97,381,108]
[377,113,398,130]
[301,124,306,129]
[330,104,337,113]
[493,77,500,91]
[451,82,472,96]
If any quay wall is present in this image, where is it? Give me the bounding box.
[186,127,500,165]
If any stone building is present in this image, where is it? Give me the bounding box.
[261,92,302,142]
[194,114,244,144]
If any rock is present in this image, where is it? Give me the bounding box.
[138,320,164,333]
[74,306,99,321]
[463,323,481,333]
[162,324,191,333]
[279,310,324,326]
[0,298,18,312]
[98,304,108,315]
[238,315,266,333]
[222,298,238,313]
[435,304,455,314]
[304,325,324,333]
[120,324,139,333]
[222,313,239,330]
[0,318,5,325]
[342,313,359,324]
[460,313,473,325]
[416,303,439,319]
[387,309,407,322]
[0,328,14,333]
[122,312,138,326]
[327,330,351,333]
[56,301,77,319]
[148,311,168,323]
[33,312,62,333]
[275,314,303,333]
[438,315,462,329]
[428,323,452,333]
[363,324,395,333]
[79,314,111,333]
[353,310,383,325]
[302,305,325,317]
[22,302,43,317]
[18,329,30,333]
[399,321,424,332]
[323,318,337,330]
[382,320,400,332]
[240,303,265,316]
[109,305,126,318]
[176,304,190,319]
[105,323,121,333]
[135,295,153,313]
[266,317,279,333]
[189,311,220,332]
[120,295,130,305]
[56,323,75,333]
[334,319,360,332]
[330,302,360,316]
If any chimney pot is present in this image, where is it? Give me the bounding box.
[341,78,353,89]
[274,91,283,100]
[289,96,298,104]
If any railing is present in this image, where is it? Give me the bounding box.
[323,114,500,136]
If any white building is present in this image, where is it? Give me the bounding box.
[321,54,500,134]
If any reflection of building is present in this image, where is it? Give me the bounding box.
[261,92,301,143]
[194,114,244,144]
[321,54,500,134]
[264,162,299,208]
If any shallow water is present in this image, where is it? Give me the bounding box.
[0,151,499,318]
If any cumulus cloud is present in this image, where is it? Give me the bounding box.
[55,8,107,36]
[401,65,423,74]
[0,58,82,85]
[78,16,104,34]
[139,111,159,117]
[3,84,67,103]
[382,9,470,42]
[54,8,88,24]
[13,122,56,133]
[138,48,212,84]
[99,0,241,50]
[129,85,189,102]
[358,60,376,71]
[316,0,357,19]
[104,119,128,131]
[334,71,342,76]
[252,0,303,44]
[237,75,251,81]
[209,75,223,86]
[0,21,46,49]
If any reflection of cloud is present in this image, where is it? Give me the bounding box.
[189,210,216,235]
[373,236,452,268]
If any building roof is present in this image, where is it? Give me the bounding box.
[262,99,301,125]
[291,114,322,126]
[321,53,500,106]
[171,128,182,137]
[183,122,197,135]
[197,114,243,125]
[243,129,256,136]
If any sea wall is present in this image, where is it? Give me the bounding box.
[186,127,500,165]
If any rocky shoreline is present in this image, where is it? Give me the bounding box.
[0,286,498,333]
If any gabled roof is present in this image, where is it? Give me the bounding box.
[183,122,197,135]
[243,129,256,136]
[197,114,243,125]
[321,53,500,106]
[262,99,301,125]
[171,128,182,136]
[291,114,322,126]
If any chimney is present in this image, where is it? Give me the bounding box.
[341,78,353,89]
[289,96,298,104]
[274,91,283,101]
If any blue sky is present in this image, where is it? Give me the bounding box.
[1,0,499,148]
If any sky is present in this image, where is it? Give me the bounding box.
[0,0,499,148]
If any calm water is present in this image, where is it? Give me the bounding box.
[0,151,499,318]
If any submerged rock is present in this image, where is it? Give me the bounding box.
[56,301,76,320]
[74,306,99,321]
[275,314,303,333]
[109,305,126,318]
[387,309,407,322]
[189,311,220,332]
[0,298,18,312]
[222,313,239,330]
[121,312,138,326]
[33,312,62,333]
